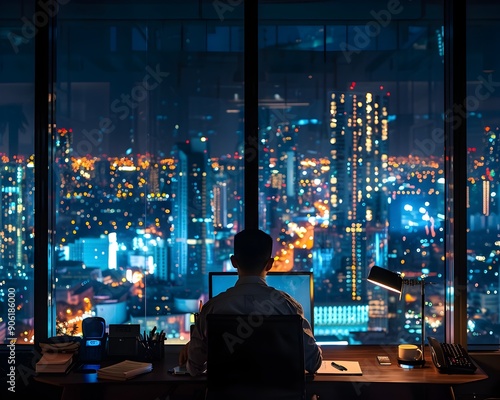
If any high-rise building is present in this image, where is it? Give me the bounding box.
[152,238,169,281]
[329,90,389,302]
[211,153,244,232]
[468,126,500,230]
[260,125,299,231]
[171,138,214,291]
[67,235,111,270]
[0,162,28,273]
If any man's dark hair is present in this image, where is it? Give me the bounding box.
[233,229,273,272]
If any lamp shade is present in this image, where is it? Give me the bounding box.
[367,265,403,294]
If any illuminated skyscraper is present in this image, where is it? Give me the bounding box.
[329,90,389,302]
[260,125,299,231]
[0,161,28,274]
[171,138,214,291]
[68,236,111,270]
[481,127,499,223]
[213,179,227,229]
[468,126,500,230]
[210,154,244,233]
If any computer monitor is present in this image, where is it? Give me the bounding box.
[208,271,314,329]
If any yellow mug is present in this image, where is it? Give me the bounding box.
[398,344,423,361]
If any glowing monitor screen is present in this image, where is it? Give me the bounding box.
[208,271,314,329]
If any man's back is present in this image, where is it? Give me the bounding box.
[206,276,303,314]
[187,275,322,375]
[181,228,322,377]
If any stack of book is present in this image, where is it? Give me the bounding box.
[36,339,80,374]
[97,360,153,381]
[39,341,80,354]
[35,352,75,374]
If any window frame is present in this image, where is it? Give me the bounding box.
[26,0,473,349]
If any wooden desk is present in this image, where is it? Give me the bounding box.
[308,346,488,400]
[34,347,206,400]
[314,345,487,384]
[34,345,488,400]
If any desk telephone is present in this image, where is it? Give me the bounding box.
[80,317,107,363]
[427,336,477,374]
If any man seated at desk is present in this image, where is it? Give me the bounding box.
[178,228,323,375]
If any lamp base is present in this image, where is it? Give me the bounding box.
[397,358,426,368]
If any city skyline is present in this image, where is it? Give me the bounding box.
[1,100,498,345]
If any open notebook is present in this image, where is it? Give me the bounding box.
[316,360,363,375]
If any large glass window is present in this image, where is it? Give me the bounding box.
[52,2,244,343]
[257,1,446,344]
[0,0,35,345]
[466,1,500,346]
[3,0,497,350]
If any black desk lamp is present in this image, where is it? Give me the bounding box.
[367,265,426,367]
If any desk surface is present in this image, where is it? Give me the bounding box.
[312,345,488,385]
[35,344,488,388]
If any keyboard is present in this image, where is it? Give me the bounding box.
[428,336,477,374]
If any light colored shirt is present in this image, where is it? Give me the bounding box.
[186,275,322,375]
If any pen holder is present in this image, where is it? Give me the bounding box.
[139,341,165,361]
[137,328,166,361]
[138,338,165,361]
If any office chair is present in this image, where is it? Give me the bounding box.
[206,314,306,400]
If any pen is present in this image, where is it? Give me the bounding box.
[193,300,203,325]
[331,361,347,371]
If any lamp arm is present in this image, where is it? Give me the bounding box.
[402,278,427,359]
[420,280,425,359]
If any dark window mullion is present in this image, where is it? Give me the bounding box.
[244,0,259,229]
[34,0,56,347]
[444,0,467,345]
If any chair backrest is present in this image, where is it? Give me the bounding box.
[206,314,305,400]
